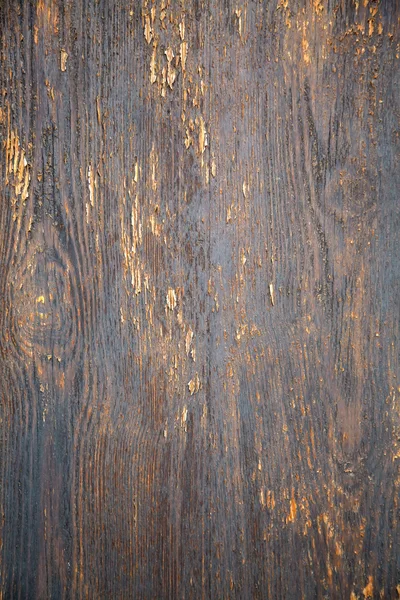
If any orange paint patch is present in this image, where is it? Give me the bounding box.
[287,495,297,523]
[363,576,374,598]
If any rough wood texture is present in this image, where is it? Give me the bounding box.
[0,1,399,598]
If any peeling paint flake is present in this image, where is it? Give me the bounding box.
[286,495,297,523]
[165,47,174,63]
[181,405,188,425]
[269,283,275,306]
[60,49,68,72]
[179,20,185,41]
[165,48,176,89]
[188,373,201,395]
[185,328,193,355]
[5,129,31,207]
[150,44,157,84]
[197,116,207,155]
[180,41,188,73]
[166,288,177,311]
[167,65,176,89]
[362,577,374,599]
[235,8,242,38]
[87,164,95,207]
[144,14,152,44]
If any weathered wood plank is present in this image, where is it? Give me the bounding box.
[0,1,399,598]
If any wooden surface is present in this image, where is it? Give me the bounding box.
[0,1,399,598]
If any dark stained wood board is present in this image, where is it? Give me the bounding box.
[0,0,399,598]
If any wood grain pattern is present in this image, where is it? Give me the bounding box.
[0,0,399,598]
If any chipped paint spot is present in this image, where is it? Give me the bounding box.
[188,373,201,395]
[181,405,188,424]
[179,20,185,41]
[165,47,174,63]
[267,490,275,510]
[144,14,152,44]
[60,49,68,72]
[269,283,275,306]
[302,32,310,65]
[131,195,142,252]
[287,494,297,522]
[277,0,291,28]
[368,19,374,36]
[5,128,31,212]
[166,288,177,311]
[185,327,193,355]
[240,248,247,266]
[197,116,207,155]
[87,164,95,207]
[167,65,176,89]
[120,192,144,296]
[235,6,247,39]
[150,43,157,84]
[150,145,158,191]
[260,488,275,510]
[362,577,373,598]
[313,0,323,15]
[164,48,177,89]
[180,41,188,73]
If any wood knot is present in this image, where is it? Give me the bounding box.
[10,245,79,360]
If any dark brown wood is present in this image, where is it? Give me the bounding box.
[0,0,399,598]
